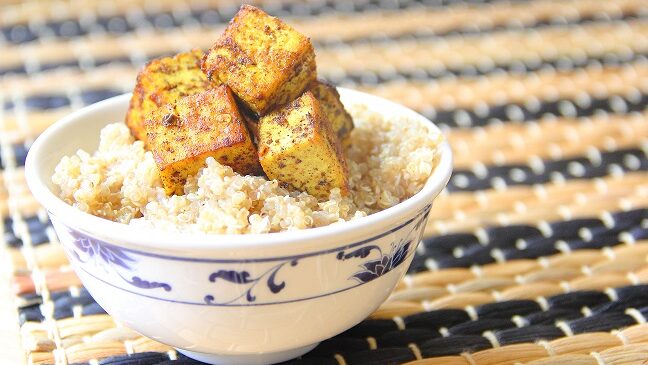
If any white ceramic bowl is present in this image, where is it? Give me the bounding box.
[26,88,452,365]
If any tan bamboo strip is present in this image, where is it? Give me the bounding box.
[130,336,173,353]
[64,341,127,364]
[599,344,648,365]
[498,282,563,301]
[390,267,642,309]
[56,315,117,339]
[0,108,73,145]
[470,344,549,365]
[0,0,278,27]
[600,352,648,364]
[7,247,28,275]
[21,323,54,353]
[390,241,648,304]
[430,171,648,225]
[523,355,598,365]
[448,113,648,169]
[428,186,648,235]
[404,327,648,365]
[1,168,42,217]
[410,268,476,287]
[320,19,648,74]
[403,357,469,365]
[1,64,136,95]
[551,333,624,355]
[4,0,646,41]
[28,351,55,365]
[34,244,69,270]
[90,327,139,343]
[619,323,648,344]
[370,301,425,319]
[359,61,648,111]
[568,273,635,290]
[7,241,66,273]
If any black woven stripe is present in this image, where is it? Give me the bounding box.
[410,208,648,272]
[92,352,175,364]
[446,148,648,192]
[273,38,630,75]
[2,215,51,249]
[321,12,648,48]
[332,51,648,86]
[17,292,44,325]
[428,91,648,129]
[0,0,531,44]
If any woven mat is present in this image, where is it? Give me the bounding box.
[2,0,648,364]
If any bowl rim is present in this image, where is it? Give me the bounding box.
[25,88,453,253]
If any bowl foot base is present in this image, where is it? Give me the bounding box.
[176,342,319,365]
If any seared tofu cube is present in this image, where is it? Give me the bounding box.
[202,5,316,115]
[126,49,215,144]
[309,80,354,144]
[146,86,261,195]
[258,91,348,199]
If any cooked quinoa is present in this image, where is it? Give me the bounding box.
[52,105,442,234]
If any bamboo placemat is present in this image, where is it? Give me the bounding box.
[1,0,648,364]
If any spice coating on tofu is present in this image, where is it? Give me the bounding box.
[126,49,215,145]
[258,91,349,199]
[202,5,316,115]
[145,85,261,195]
[309,80,354,145]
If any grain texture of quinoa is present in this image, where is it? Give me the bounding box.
[52,105,442,234]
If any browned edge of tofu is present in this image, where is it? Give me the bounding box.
[257,91,349,199]
[201,4,317,115]
[126,49,213,146]
[309,79,354,144]
[145,85,262,195]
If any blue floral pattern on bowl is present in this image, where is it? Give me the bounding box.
[60,203,431,306]
[69,230,173,292]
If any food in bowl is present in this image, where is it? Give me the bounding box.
[50,4,444,234]
[52,103,442,234]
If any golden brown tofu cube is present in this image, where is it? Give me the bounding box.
[202,5,316,115]
[309,80,354,144]
[258,91,348,199]
[126,49,215,144]
[146,86,261,195]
